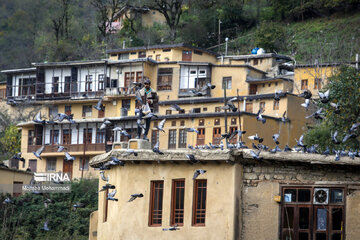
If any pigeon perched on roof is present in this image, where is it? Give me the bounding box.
[156,119,166,132]
[318,89,330,103]
[128,193,143,202]
[270,145,282,153]
[219,141,224,150]
[123,149,138,157]
[334,150,341,161]
[284,145,293,152]
[188,144,195,150]
[107,190,118,201]
[322,147,330,156]
[193,169,207,180]
[33,146,44,160]
[250,150,263,160]
[108,156,125,166]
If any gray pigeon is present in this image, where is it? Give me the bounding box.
[272,133,280,145]
[162,224,180,231]
[187,128,199,134]
[57,145,65,152]
[193,169,207,180]
[318,89,330,103]
[100,119,112,130]
[3,197,13,204]
[107,190,118,201]
[156,119,166,132]
[169,104,184,112]
[250,150,263,160]
[64,152,75,161]
[256,109,266,124]
[100,171,109,182]
[281,111,287,123]
[94,98,104,111]
[153,141,164,155]
[33,146,44,160]
[41,221,49,231]
[186,154,199,164]
[128,193,143,202]
[123,149,138,157]
[99,184,116,192]
[73,202,85,211]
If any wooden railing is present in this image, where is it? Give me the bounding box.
[28,143,105,153]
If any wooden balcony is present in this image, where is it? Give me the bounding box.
[28,143,105,153]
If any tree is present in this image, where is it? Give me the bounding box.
[254,21,285,52]
[304,66,360,151]
[144,0,184,42]
[0,125,21,158]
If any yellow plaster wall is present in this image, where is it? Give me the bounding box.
[345,188,360,240]
[0,168,33,195]
[211,67,249,97]
[155,64,180,101]
[96,162,237,240]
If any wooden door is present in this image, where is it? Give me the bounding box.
[196,128,205,146]
[249,84,257,95]
[229,127,238,144]
[63,160,73,180]
[28,159,37,172]
[212,127,222,145]
[182,50,192,61]
[64,76,71,94]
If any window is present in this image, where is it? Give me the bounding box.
[180,120,185,126]
[168,130,177,149]
[13,181,23,197]
[149,181,164,226]
[138,51,146,58]
[268,83,271,87]
[53,77,59,93]
[130,52,136,55]
[275,82,278,86]
[166,110,172,115]
[245,103,253,113]
[222,77,232,89]
[171,179,185,226]
[260,102,266,112]
[96,128,105,143]
[46,158,56,171]
[193,179,207,226]
[273,100,280,110]
[18,78,35,96]
[82,105,92,117]
[301,79,308,90]
[229,126,238,144]
[192,108,201,113]
[50,130,59,145]
[203,107,207,112]
[156,55,161,61]
[136,72,143,83]
[314,78,321,89]
[83,128,92,144]
[178,129,187,148]
[65,105,71,116]
[194,50,202,55]
[122,99,131,110]
[62,129,71,144]
[28,130,35,146]
[157,68,173,91]
[111,79,118,88]
[199,119,204,126]
[79,157,89,170]
[215,107,221,112]
[98,74,104,90]
[197,128,205,145]
[49,106,58,119]
[231,118,237,125]
[86,75,93,91]
[171,121,176,126]
[213,127,222,144]
[214,118,220,125]
[163,49,171,52]
[253,59,258,65]
[281,186,345,240]
[124,72,134,88]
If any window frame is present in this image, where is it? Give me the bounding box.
[222,77,232,89]
[46,158,56,172]
[192,179,207,226]
[149,180,164,227]
[170,179,185,226]
[178,129,187,148]
[168,129,177,149]
[157,68,173,91]
[301,79,308,90]
[273,100,280,110]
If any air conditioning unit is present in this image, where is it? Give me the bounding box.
[313,188,329,205]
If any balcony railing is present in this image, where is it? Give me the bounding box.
[28,143,105,153]
[105,87,136,96]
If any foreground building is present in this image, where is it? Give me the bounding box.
[89,148,360,240]
[0,166,33,197]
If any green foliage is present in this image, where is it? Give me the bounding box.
[0,125,21,159]
[304,66,360,150]
[254,21,286,52]
[0,179,98,240]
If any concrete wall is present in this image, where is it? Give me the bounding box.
[96,162,237,240]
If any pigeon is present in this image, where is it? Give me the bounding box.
[274,90,282,101]
[318,89,330,103]
[44,198,55,208]
[284,145,293,152]
[252,143,259,150]
[3,197,13,204]
[57,145,65,152]
[236,141,248,149]
[186,154,199,164]
[187,128,199,134]
[99,184,116,192]
[301,99,310,111]
[100,119,112,130]
[209,142,219,149]
[340,149,347,157]
[112,126,123,132]
[188,144,195,150]
[348,150,356,160]
[108,156,125,166]
[142,112,158,119]
[33,111,46,124]
[299,89,312,99]
[123,149,138,157]
[107,190,118,201]
[256,109,266,124]
[270,145,282,153]
[306,108,324,120]
[250,150,263,160]
[136,119,146,131]
[33,146,44,160]
[41,221,50,231]
[120,130,131,139]
[189,89,206,97]
[156,119,166,132]
[153,141,164,155]
[201,82,216,91]
[64,152,75,161]
[193,169,207,180]
[331,131,341,144]
[219,142,224,150]
[272,133,280,145]
[169,104,184,112]
[72,202,85,211]
[94,98,104,111]
[162,224,180,231]
[100,171,109,182]
[221,100,237,112]
[342,133,357,143]
[334,150,341,161]
[57,113,72,122]
[128,193,143,202]
[330,102,340,114]
[248,133,263,143]
[322,147,330,156]
[295,135,306,147]
[281,111,287,123]
[12,152,25,163]
[349,122,360,132]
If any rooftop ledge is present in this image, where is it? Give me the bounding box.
[90,149,360,167]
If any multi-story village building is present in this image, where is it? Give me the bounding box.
[1,43,337,179]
